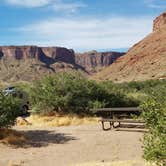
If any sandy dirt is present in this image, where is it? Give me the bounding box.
[0,124,146,166]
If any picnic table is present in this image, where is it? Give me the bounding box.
[91,107,145,130]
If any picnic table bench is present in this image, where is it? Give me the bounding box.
[91,107,145,130]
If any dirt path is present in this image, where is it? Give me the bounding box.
[0,124,145,166]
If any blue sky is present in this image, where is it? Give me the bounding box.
[0,0,166,52]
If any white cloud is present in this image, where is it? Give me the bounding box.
[4,0,86,13]
[5,0,50,7]
[53,1,86,13]
[144,0,166,9]
[18,16,153,51]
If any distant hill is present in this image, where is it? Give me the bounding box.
[93,11,166,82]
[0,46,124,82]
[76,50,124,73]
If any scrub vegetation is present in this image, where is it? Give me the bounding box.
[0,72,165,165]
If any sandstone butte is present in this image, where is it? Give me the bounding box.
[93,11,166,82]
[0,46,124,82]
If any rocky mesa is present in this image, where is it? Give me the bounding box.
[93,11,166,82]
[76,51,124,73]
[0,46,75,63]
[0,46,78,82]
[0,46,123,82]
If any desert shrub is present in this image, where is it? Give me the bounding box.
[119,79,166,95]
[100,80,166,104]
[0,92,20,128]
[14,82,32,94]
[30,72,138,115]
[141,90,166,166]
[100,81,140,107]
[30,72,106,114]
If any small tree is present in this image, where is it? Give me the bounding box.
[30,72,139,115]
[141,90,166,166]
[0,92,20,128]
[30,72,108,115]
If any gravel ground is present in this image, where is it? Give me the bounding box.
[0,124,145,166]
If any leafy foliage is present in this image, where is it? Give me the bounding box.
[141,90,166,166]
[0,92,20,128]
[30,72,138,115]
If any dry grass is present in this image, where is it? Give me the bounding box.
[20,114,99,127]
[72,160,156,166]
[0,129,26,146]
[7,160,25,166]
[7,161,21,166]
[16,117,31,126]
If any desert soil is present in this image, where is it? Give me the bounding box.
[0,124,145,166]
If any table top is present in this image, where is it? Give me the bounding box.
[91,107,141,112]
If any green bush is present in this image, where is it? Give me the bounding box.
[0,92,20,128]
[119,79,166,95]
[100,81,140,107]
[30,72,104,114]
[141,92,166,166]
[30,72,138,115]
[100,79,166,105]
[14,82,32,95]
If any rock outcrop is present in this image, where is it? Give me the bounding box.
[0,46,75,64]
[93,11,166,82]
[153,12,166,32]
[0,46,124,82]
[76,51,124,72]
[0,46,78,82]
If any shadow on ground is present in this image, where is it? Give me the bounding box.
[20,130,77,148]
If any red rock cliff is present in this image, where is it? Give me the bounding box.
[153,12,166,32]
[76,51,124,72]
[93,11,166,82]
[0,46,75,64]
[0,46,124,73]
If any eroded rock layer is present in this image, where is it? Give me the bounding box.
[93,11,166,82]
[0,46,123,82]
